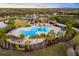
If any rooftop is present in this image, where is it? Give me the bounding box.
[0,22,7,28]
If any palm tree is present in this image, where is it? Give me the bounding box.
[19,34,25,40]
[65,19,74,40]
[50,17,57,25]
[25,40,31,45]
[47,30,56,43]
[6,19,15,26]
[57,31,63,38]
[0,29,11,48]
[48,30,55,37]
[25,40,31,51]
[29,35,35,39]
[65,24,73,39]
[40,33,47,38]
[35,34,40,39]
[0,29,6,48]
[3,34,11,49]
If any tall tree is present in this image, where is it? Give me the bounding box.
[6,19,15,26]
[65,20,74,39]
[19,34,25,40]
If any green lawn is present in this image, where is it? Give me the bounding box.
[26,43,67,56]
[71,32,79,46]
[14,20,30,28]
[0,43,67,56]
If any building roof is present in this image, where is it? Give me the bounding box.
[0,22,7,28]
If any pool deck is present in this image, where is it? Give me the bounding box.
[8,38,45,45]
[7,24,65,45]
[8,25,64,36]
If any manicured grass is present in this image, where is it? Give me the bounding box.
[14,20,30,28]
[26,43,67,56]
[0,43,67,56]
[71,32,79,46]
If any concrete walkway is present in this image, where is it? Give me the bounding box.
[56,23,79,32]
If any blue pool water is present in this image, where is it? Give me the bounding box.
[19,27,49,36]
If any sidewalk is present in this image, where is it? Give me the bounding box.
[56,23,79,32]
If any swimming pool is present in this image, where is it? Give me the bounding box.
[19,27,49,36]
